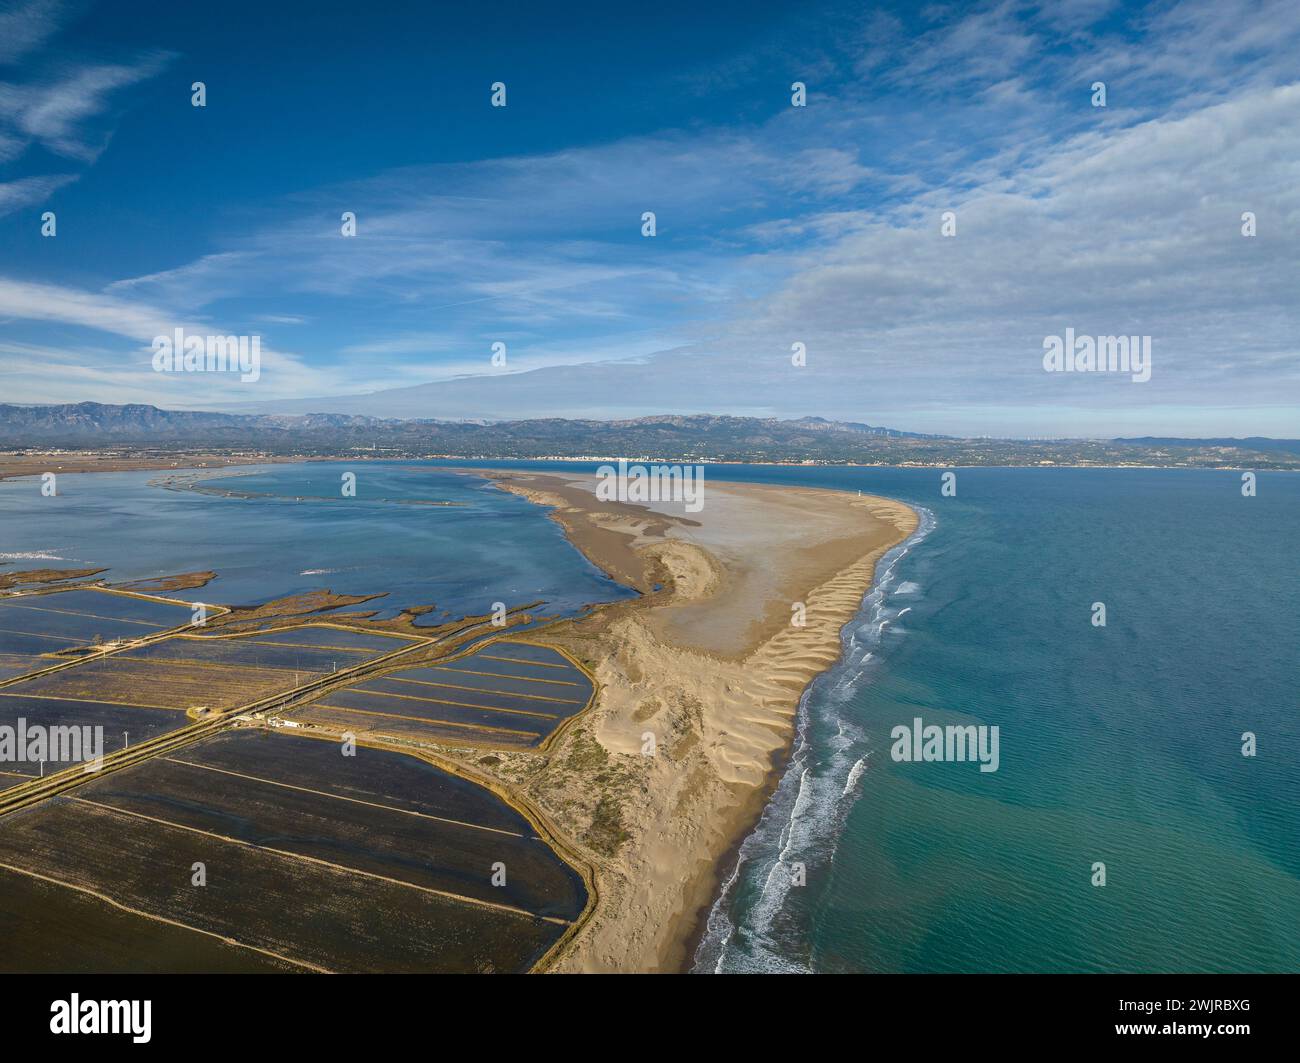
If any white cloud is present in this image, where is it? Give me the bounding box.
[0,3,170,216]
[0,276,360,402]
[229,75,1300,434]
[0,0,72,65]
[8,0,1299,435]
[0,171,72,214]
[0,52,171,162]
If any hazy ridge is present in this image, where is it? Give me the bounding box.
[2,403,1297,468]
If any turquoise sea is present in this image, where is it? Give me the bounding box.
[685,464,1300,973]
[1,461,1295,971]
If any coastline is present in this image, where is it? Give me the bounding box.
[3,454,919,972]
[0,454,277,482]
[468,469,918,971]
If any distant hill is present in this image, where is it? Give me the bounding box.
[1116,436,1300,457]
[0,403,386,441]
[0,404,939,450]
[1,403,1295,468]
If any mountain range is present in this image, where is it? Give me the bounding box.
[2,403,1297,468]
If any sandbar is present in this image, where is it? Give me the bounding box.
[464,469,918,971]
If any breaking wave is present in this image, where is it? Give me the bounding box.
[693,505,934,974]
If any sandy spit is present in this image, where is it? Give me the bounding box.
[467,470,918,972]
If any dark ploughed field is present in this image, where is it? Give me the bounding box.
[0,729,586,972]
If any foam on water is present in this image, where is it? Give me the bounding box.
[842,754,870,798]
[693,506,935,974]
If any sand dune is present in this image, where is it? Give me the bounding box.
[466,471,917,971]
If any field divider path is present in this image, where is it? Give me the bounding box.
[382,675,583,704]
[311,701,540,738]
[0,691,191,712]
[332,686,562,718]
[0,614,549,816]
[425,664,582,687]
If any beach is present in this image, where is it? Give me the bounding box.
[470,470,918,971]
[5,459,1295,973]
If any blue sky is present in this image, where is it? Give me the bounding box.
[1,0,1298,436]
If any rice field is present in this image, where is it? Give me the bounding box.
[0,865,298,973]
[0,616,589,971]
[0,618,425,769]
[0,768,39,793]
[0,729,587,972]
[0,693,185,760]
[295,639,594,749]
[120,625,416,677]
[0,588,193,680]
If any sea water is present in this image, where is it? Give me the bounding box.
[415,459,1298,971]
[0,462,633,623]
[684,465,1300,973]
[3,459,1295,970]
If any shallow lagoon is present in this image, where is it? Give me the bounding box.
[0,463,634,620]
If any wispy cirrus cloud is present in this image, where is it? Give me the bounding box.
[0,170,71,210]
[0,0,74,65]
[0,275,366,403]
[5,0,1299,435]
[0,0,170,213]
[0,52,172,163]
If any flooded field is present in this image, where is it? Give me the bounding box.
[0,623,424,732]
[298,640,594,749]
[0,588,193,679]
[0,693,187,758]
[0,468,625,973]
[0,579,593,971]
[0,768,39,792]
[0,730,586,972]
[123,625,417,676]
[0,656,38,682]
